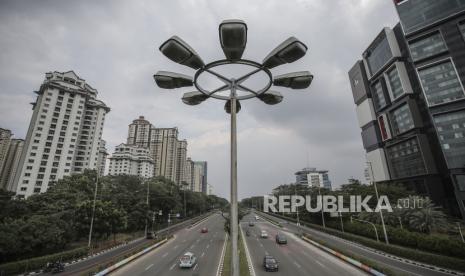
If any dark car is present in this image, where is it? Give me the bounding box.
[44,261,65,273]
[275,234,287,244]
[201,227,208,233]
[249,221,255,227]
[263,255,279,272]
[146,231,155,239]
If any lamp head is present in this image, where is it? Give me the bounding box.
[262,37,307,69]
[154,71,193,89]
[257,90,283,105]
[159,36,205,69]
[224,99,241,114]
[182,91,209,105]
[219,19,247,61]
[273,71,313,89]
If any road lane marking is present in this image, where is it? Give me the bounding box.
[206,244,210,249]
[182,239,187,242]
[201,252,205,257]
[169,263,176,270]
[162,252,168,258]
[145,264,154,271]
[190,244,195,249]
[216,233,228,276]
[294,261,302,269]
[315,260,324,267]
[193,263,198,270]
[173,245,178,250]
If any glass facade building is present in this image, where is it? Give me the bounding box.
[350,1,465,218]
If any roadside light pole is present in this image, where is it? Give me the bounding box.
[367,162,389,244]
[317,184,326,228]
[88,170,99,248]
[144,179,150,237]
[153,20,313,276]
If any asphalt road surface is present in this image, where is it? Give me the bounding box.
[241,213,368,276]
[111,213,226,276]
[258,211,458,276]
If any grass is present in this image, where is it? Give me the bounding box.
[221,233,251,276]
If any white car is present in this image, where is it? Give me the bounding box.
[260,230,268,238]
[179,252,197,268]
[255,215,260,220]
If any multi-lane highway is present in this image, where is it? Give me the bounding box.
[257,211,458,276]
[111,213,226,276]
[241,213,367,276]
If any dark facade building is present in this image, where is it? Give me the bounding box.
[348,0,465,218]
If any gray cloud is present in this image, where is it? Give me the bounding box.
[0,0,398,199]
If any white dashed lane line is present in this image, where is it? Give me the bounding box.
[145,264,154,271]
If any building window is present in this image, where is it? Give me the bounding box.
[390,104,415,135]
[418,60,465,106]
[456,175,465,192]
[459,22,465,41]
[34,188,41,193]
[386,65,404,100]
[396,0,465,35]
[408,32,447,61]
[364,31,393,75]
[371,80,387,111]
[433,109,465,168]
[386,137,426,179]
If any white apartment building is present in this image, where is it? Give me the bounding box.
[295,167,332,190]
[175,140,187,184]
[0,129,24,191]
[192,161,207,193]
[0,129,13,183]
[108,144,154,178]
[97,139,108,176]
[184,157,194,190]
[127,116,152,148]
[13,71,110,198]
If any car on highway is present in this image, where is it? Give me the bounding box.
[201,227,208,233]
[263,255,279,272]
[249,221,255,226]
[146,231,155,239]
[275,233,287,244]
[260,230,268,238]
[179,252,197,268]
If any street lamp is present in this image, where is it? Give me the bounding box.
[367,162,389,245]
[154,19,313,276]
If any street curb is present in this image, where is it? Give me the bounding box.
[94,237,171,276]
[187,213,214,229]
[302,235,386,276]
[240,224,256,276]
[217,233,228,276]
[256,213,282,228]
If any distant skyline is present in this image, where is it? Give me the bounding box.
[0,0,399,199]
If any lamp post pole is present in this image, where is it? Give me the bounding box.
[229,87,239,276]
[144,179,150,237]
[88,171,99,248]
[367,162,389,244]
[154,21,313,276]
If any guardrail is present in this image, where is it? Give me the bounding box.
[94,237,170,276]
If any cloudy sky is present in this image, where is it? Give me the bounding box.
[0,0,399,200]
